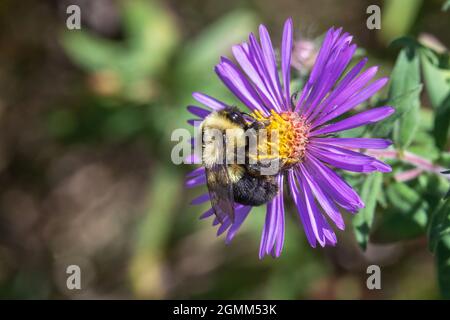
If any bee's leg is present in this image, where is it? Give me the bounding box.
[247,119,270,131]
[247,158,282,176]
[246,163,260,175]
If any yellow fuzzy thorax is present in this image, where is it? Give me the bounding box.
[251,110,310,167]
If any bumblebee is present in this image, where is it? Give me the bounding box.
[199,106,279,223]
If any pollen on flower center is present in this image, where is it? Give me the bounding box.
[251,109,310,167]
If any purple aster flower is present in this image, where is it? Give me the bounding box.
[185,18,394,259]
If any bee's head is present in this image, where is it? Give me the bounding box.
[221,106,247,128]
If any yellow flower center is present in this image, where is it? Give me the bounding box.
[251,110,310,169]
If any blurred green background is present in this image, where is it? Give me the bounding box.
[0,0,449,299]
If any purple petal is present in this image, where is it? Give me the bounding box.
[199,203,251,241]
[304,155,364,212]
[296,171,327,247]
[288,170,317,247]
[303,42,356,119]
[259,174,284,258]
[212,216,222,226]
[273,193,285,257]
[308,144,392,173]
[309,63,377,125]
[200,208,214,219]
[187,119,202,127]
[307,56,367,123]
[185,174,206,188]
[248,33,282,112]
[192,92,227,110]
[184,153,200,165]
[225,205,252,244]
[311,106,395,136]
[215,57,266,113]
[298,171,338,247]
[296,28,335,112]
[187,105,211,119]
[258,24,284,110]
[310,137,392,149]
[232,44,276,112]
[216,204,249,237]
[190,193,209,205]
[186,166,205,178]
[297,164,345,230]
[281,18,293,108]
[313,77,389,127]
[217,217,232,236]
[272,175,285,257]
[296,27,346,113]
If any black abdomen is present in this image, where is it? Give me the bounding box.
[232,174,279,206]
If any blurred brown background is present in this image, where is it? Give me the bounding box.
[0,0,448,299]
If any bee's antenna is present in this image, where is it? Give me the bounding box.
[241,112,255,123]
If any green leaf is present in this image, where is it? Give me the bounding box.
[390,36,422,49]
[408,108,440,159]
[441,153,450,168]
[120,0,180,76]
[61,0,179,95]
[421,49,450,108]
[389,44,422,149]
[434,95,450,150]
[371,84,422,138]
[371,180,430,243]
[436,235,450,299]
[428,198,450,253]
[428,198,450,299]
[418,173,450,212]
[443,0,450,11]
[380,0,422,44]
[352,172,383,250]
[61,31,125,72]
[386,182,429,226]
[421,49,450,150]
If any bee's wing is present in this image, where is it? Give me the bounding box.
[205,164,235,224]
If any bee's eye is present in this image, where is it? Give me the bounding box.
[229,111,243,123]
